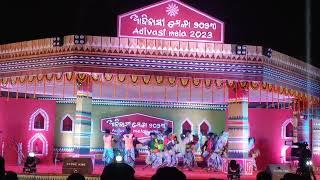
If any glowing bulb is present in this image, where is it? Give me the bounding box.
[116,155,123,162]
[28,152,35,157]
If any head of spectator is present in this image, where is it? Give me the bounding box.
[0,156,5,179]
[256,171,271,180]
[5,171,18,180]
[100,163,135,180]
[151,167,186,180]
[67,173,85,180]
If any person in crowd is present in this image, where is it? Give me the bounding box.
[207,131,229,172]
[144,132,162,169]
[4,171,18,180]
[67,173,85,180]
[179,130,193,156]
[256,171,271,180]
[133,137,142,159]
[0,156,5,180]
[151,167,186,180]
[248,137,260,171]
[183,135,199,171]
[201,132,214,170]
[281,173,304,180]
[100,163,135,180]
[123,126,135,167]
[103,129,114,165]
[163,134,179,167]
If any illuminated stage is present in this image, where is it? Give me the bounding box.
[0,0,320,179]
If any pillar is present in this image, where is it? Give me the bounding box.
[73,80,92,154]
[227,87,249,158]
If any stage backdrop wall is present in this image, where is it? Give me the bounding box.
[0,98,56,164]
[54,104,226,150]
[249,108,293,170]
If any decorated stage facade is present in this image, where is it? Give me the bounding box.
[0,0,320,176]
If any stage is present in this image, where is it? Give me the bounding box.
[6,163,258,180]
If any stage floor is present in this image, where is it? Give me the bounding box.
[6,163,258,180]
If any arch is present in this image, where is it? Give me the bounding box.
[281,118,294,139]
[28,133,48,156]
[281,146,291,163]
[181,119,193,134]
[198,119,211,136]
[29,108,49,131]
[34,114,44,129]
[60,114,74,133]
[285,123,294,137]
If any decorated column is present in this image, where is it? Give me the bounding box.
[73,77,92,154]
[225,82,253,175]
[227,85,249,158]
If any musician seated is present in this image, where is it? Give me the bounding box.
[227,160,240,180]
[23,153,37,173]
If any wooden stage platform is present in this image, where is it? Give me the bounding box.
[6,163,258,180]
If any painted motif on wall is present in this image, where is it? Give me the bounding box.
[101,113,173,141]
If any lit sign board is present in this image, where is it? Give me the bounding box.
[118,0,224,43]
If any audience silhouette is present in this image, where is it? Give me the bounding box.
[67,173,85,180]
[151,167,186,180]
[4,171,18,180]
[256,171,271,180]
[100,163,135,180]
[0,156,5,180]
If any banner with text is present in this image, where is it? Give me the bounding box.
[118,0,224,43]
[101,113,173,141]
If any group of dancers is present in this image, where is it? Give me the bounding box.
[103,126,258,172]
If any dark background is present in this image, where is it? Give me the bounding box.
[0,0,318,68]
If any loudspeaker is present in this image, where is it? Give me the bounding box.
[62,157,93,175]
[266,164,291,180]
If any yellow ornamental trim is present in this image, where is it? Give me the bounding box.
[268,84,273,92]
[180,78,189,87]
[131,75,139,83]
[28,75,36,83]
[193,79,201,87]
[289,89,294,96]
[37,74,44,81]
[250,81,259,90]
[142,75,151,85]
[204,79,212,88]
[262,82,268,90]
[156,76,164,85]
[65,72,74,81]
[45,74,54,81]
[226,80,235,88]
[55,73,63,81]
[77,73,87,83]
[117,74,126,83]
[10,77,17,85]
[18,76,27,83]
[215,79,224,89]
[104,73,113,81]
[168,77,176,87]
[240,81,248,89]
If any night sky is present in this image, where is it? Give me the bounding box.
[0,0,318,68]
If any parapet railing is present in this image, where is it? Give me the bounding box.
[0,35,319,79]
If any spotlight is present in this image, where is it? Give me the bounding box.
[115,154,123,163]
[306,160,312,166]
[53,36,64,47]
[263,47,272,58]
[23,152,37,173]
[74,35,86,45]
[232,45,247,55]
